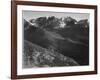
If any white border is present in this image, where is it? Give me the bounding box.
[17,5,95,75]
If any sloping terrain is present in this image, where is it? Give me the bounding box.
[23,40,79,68]
[23,17,89,65]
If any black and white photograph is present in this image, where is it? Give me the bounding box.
[11,1,97,79]
[22,11,89,68]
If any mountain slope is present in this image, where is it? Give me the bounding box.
[23,40,79,68]
[24,17,89,65]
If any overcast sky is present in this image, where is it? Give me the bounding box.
[22,10,89,21]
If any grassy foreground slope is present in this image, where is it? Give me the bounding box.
[23,40,79,68]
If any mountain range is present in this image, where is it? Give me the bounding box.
[23,16,89,65]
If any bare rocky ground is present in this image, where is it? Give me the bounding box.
[23,40,79,68]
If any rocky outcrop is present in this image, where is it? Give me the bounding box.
[23,40,79,68]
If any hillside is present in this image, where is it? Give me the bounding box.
[23,40,79,68]
[23,17,89,65]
